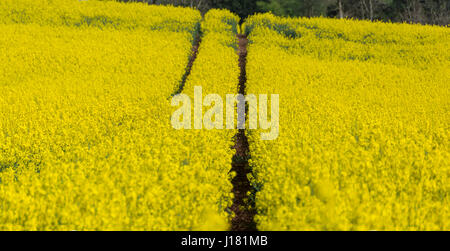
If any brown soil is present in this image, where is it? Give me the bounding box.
[230,34,257,231]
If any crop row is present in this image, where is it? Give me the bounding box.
[0,0,241,230]
[245,13,449,230]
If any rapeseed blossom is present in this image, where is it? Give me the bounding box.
[0,0,238,230]
[245,13,449,231]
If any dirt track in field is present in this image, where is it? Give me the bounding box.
[173,30,256,230]
[230,34,257,231]
[173,32,201,96]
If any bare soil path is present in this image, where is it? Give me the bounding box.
[230,34,257,231]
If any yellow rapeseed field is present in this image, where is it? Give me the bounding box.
[0,0,448,232]
[0,0,200,35]
[0,0,238,230]
[245,13,449,231]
